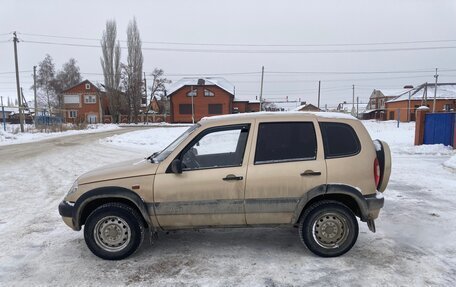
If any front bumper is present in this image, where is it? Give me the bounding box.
[58,200,78,230]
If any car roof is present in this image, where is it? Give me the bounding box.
[200,111,356,125]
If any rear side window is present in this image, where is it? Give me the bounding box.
[319,122,361,158]
[254,122,317,164]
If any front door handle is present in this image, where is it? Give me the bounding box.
[223,174,244,181]
[301,170,322,176]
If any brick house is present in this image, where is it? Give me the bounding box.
[293,102,321,112]
[385,83,456,122]
[232,99,260,113]
[363,89,410,120]
[62,80,107,124]
[167,77,259,123]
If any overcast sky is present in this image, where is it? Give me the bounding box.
[1,0,456,108]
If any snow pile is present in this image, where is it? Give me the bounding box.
[0,124,121,146]
[362,120,455,156]
[100,126,189,153]
[444,154,456,169]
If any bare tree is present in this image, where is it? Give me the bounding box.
[145,68,171,119]
[100,20,122,123]
[55,58,81,92]
[54,58,82,115]
[36,54,57,114]
[123,17,143,124]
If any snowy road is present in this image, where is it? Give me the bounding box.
[0,122,455,286]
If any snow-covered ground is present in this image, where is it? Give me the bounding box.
[0,123,121,146]
[0,120,455,286]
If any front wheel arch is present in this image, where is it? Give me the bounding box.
[74,187,152,230]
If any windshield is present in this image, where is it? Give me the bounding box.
[151,124,200,163]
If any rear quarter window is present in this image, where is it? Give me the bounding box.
[319,122,361,159]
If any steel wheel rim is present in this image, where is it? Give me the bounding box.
[312,212,349,249]
[94,216,131,252]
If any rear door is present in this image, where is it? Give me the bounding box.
[245,119,327,225]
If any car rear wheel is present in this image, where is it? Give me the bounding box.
[84,202,144,260]
[299,200,358,257]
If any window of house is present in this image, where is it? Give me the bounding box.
[84,95,96,104]
[204,89,215,97]
[85,83,91,90]
[181,125,250,170]
[179,104,192,114]
[254,122,317,164]
[443,104,452,111]
[389,111,395,120]
[68,110,77,118]
[319,122,361,159]
[64,95,80,104]
[187,89,197,97]
[208,104,223,114]
[87,114,97,123]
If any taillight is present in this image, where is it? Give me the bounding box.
[374,158,380,188]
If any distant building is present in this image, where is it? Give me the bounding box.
[363,89,411,120]
[293,102,321,112]
[385,83,456,122]
[61,80,107,124]
[167,77,259,123]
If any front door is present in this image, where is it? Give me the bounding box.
[153,124,252,229]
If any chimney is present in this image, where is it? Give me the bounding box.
[197,78,205,85]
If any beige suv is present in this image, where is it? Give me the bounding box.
[59,112,391,260]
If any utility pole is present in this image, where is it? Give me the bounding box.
[1,96,6,131]
[191,86,194,124]
[259,66,264,111]
[33,66,37,125]
[351,84,355,116]
[433,68,439,113]
[423,82,428,105]
[356,96,359,118]
[13,32,24,132]
[317,80,321,109]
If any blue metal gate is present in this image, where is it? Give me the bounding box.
[423,113,455,146]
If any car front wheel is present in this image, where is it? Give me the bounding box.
[299,200,358,257]
[84,202,144,260]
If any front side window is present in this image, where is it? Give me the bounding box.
[254,122,317,164]
[181,125,249,170]
[319,122,361,159]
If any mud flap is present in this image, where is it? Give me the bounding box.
[367,219,376,233]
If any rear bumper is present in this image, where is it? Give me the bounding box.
[364,192,384,220]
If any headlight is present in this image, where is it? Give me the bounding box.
[67,181,79,196]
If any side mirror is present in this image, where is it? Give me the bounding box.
[171,158,183,174]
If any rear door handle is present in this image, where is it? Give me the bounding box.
[223,174,244,181]
[301,170,322,176]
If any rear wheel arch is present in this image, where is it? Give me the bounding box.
[74,187,151,230]
[294,184,368,224]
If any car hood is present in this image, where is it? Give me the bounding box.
[78,158,159,185]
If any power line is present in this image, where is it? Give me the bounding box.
[21,39,456,54]
[19,32,456,47]
[0,70,33,75]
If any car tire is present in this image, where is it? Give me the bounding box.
[84,202,144,260]
[299,200,358,257]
